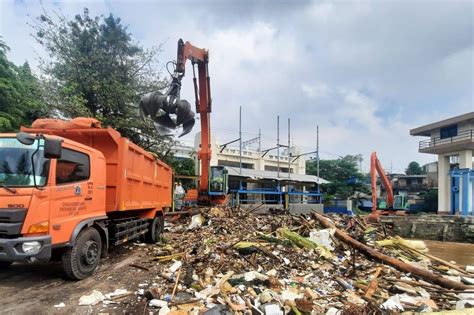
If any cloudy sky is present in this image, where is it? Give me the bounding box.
[1,0,473,173]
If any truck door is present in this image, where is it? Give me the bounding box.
[49,147,93,245]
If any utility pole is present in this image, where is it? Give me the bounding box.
[258,129,261,152]
[277,115,280,178]
[239,106,242,175]
[288,118,291,178]
[317,125,320,194]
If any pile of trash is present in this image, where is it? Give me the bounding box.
[81,207,474,314]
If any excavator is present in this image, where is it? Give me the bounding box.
[367,152,409,222]
[139,39,228,205]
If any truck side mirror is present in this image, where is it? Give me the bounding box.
[44,138,62,159]
[16,132,36,145]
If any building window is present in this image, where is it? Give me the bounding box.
[56,149,90,184]
[440,124,457,139]
[264,165,293,173]
[217,160,254,169]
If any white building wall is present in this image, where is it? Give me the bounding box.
[438,154,451,214]
[458,121,473,133]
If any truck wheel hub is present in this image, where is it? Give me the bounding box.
[82,241,99,265]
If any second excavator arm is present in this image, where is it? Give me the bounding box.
[370,152,394,211]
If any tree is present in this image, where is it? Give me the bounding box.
[424,189,438,213]
[166,157,195,177]
[0,38,46,132]
[32,8,173,157]
[166,156,196,189]
[306,154,369,199]
[406,161,425,175]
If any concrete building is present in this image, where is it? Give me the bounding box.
[171,133,326,209]
[171,143,195,160]
[193,132,307,176]
[392,174,430,208]
[410,112,474,215]
[423,162,439,187]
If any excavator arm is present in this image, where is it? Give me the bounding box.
[175,39,212,197]
[370,152,394,211]
[139,39,212,197]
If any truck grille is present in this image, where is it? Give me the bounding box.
[0,208,26,237]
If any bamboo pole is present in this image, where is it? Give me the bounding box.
[312,212,469,291]
[394,236,469,275]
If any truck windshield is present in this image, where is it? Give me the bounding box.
[0,138,49,187]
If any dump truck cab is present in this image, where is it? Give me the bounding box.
[0,117,173,279]
[0,133,106,266]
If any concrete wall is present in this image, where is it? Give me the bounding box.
[381,215,474,243]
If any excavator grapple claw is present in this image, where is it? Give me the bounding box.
[139,91,195,137]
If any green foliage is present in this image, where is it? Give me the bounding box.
[166,157,195,177]
[323,194,335,206]
[423,189,438,213]
[406,161,425,175]
[307,154,369,199]
[32,8,172,157]
[0,39,46,132]
[166,157,196,190]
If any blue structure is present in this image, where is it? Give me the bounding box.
[450,168,474,216]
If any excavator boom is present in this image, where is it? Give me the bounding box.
[139,39,212,198]
[370,152,394,211]
[367,151,408,222]
[175,39,212,196]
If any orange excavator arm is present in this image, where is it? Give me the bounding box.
[139,39,212,200]
[370,152,394,211]
[175,39,212,196]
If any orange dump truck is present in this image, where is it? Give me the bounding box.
[0,117,172,279]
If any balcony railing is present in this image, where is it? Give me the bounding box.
[419,129,473,150]
[393,183,429,191]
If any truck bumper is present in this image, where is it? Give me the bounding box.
[0,235,51,263]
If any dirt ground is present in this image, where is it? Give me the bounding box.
[0,244,153,315]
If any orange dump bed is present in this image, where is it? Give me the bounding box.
[22,118,172,212]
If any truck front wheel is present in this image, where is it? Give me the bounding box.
[145,215,164,244]
[62,227,102,280]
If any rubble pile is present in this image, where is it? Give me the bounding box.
[88,208,474,314]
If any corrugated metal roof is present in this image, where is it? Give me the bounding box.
[224,166,329,184]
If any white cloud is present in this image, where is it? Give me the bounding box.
[301,82,330,99]
[0,0,471,173]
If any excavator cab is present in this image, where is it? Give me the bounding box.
[377,199,388,210]
[376,194,409,211]
[393,194,409,211]
[208,166,228,196]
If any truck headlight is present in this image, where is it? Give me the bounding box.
[22,241,41,254]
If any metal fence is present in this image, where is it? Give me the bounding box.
[419,129,473,150]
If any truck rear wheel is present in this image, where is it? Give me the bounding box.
[62,227,102,280]
[145,215,164,244]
